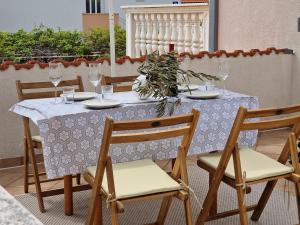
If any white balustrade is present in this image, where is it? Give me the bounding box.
[122,3,209,57]
[191,13,201,55]
[145,14,153,54]
[134,14,141,57]
[170,13,178,52]
[176,14,185,54]
[163,14,171,53]
[151,14,159,52]
[139,14,147,56]
[183,13,192,53]
[157,14,165,55]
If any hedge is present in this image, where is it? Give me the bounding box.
[0,25,126,62]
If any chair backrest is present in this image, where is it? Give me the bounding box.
[16,75,84,101]
[101,75,137,92]
[221,104,300,166]
[92,109,200,193]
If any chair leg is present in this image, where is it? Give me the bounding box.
[76,174,81,185]
[251,180,277,221]
[28,144,45,213]
[110,201,120,225]
[156,196,173,225]
[209,172,217,216]
[23,137,29,193]
[295,183,300,224]
[93,194,103,225]
[195,177,222,225]
[184,197,193,225]
[236,186,248,225]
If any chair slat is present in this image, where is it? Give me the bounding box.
[113,113,194,131]
[112,86,133,92]
[20,89,80,100]
[20,78,82,89]
[103,75,138,84]
[241,116,300,131]
[111,126,191,144]
[16,76,84,100]
[102,75,138,93]
[246,104,300,118]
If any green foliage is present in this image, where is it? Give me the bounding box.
[137,51,219,117]
[0,25,126,61]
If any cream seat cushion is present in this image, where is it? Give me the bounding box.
[32,135,42,142]
[198,148,294,182]
[87,159,182,199]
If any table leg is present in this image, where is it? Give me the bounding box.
[64,175,73,216]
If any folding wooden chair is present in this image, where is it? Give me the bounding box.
[15,76,84,213]
[101,75,137,92]
[195,104,300,225]
[84,109,200,225]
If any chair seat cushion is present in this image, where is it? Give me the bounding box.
[198,148,294,182]
[32,135,42,142]
[87,159,182,199]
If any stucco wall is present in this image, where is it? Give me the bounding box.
[218,0,300,104]
[0,53,293,160]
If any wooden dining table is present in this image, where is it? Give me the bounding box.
[10,90,259,215]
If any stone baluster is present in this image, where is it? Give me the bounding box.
[191,13,201,55]
[176,14,184,54]
[170,13,178,52]
[139,14,147,56]
[163,14,171,53]
[183,13,192,53]
[157,14,165,55]
[151,14,158,52]
[202,12,208,50]
[134,14,141,57]
[145,14,152,55]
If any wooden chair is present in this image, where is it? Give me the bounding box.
[195,104,300,225]
[84,109,200,225]
[15,76,84,213]
[101,75,137,92]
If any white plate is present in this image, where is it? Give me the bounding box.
[83,99,121,109]
[177,84,199,92]
[65,92,97,101]
[183,90,220,99]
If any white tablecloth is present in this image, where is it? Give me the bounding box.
[10,90,259,179]
[0,186,42,225]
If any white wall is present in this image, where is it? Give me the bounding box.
[0,52,293,160]
[0,0,174,31]
[218,0,300,105]
[106,0,173,26]
[0,0,85,31]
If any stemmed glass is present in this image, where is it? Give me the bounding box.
[48,62,63,104]
[217,58,230,94]
[88,63,102,98]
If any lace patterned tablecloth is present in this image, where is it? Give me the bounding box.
[0,186,43,225]
[10,91,259,179]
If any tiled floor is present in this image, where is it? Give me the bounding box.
[0,128,295,196]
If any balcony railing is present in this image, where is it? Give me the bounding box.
[121,3,209,58]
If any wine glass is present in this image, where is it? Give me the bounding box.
[88,63,102,98]
[48,62,63,104]
[217,58,230,94]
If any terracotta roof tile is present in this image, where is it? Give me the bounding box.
[0,48,290,71]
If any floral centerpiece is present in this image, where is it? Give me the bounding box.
[135,51,219,117]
